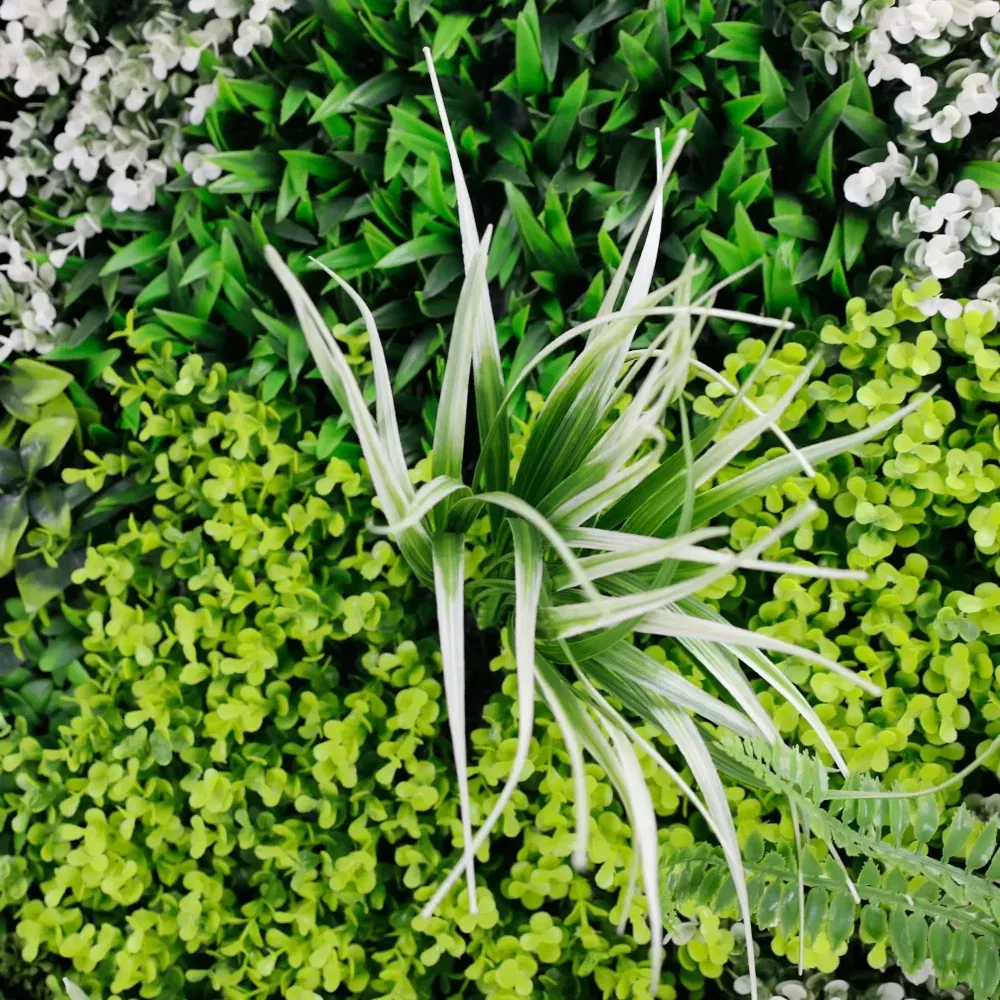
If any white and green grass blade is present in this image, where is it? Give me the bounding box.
[555,526,730,589]
[535,658,664,989]
[64,983,88,1000]
[431,232,491,515]
[573,651,759,1000]
[431,532,477,913]
[453,491,602,601]
[692,355,819,490]
[689,389,938,529]
[309,256,410,490]
[265,245,430,580]
[533,662,590,871]
[583,641,761,739]
[424,48,478,265]
[673,597,856,774]
[424,48,508,502]
[462,521,542,885]
[265,245,413,522]
[604,720,664,993]
[549,504,816,639]
[692,358,815,478]
[368,475,470,536]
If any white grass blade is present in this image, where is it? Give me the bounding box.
[534,663,590,871]
[570,649,759,1000]
[693,389,938,528]
[556,527,730,589]
[655,705,758,1000]
[666,545,866,582]
[604,721,664,993]
[472,491,602,601]
[667,632,782,743]
[309,256,410,487]
[693,355,820,489]
[676,597,852,776]
[616,851,639,935]
[638,607,880,697]
[368,475,469,536]
[551,434,666,528]
[535,658,664,986]
[474,299,790,487]
[64,982,88,1000]
[588,642,762,739]
[620,128,666,312]
[454,520,542,893]
[595,130,689,333]
[692,359,815,478]
[551,505,817,638]
[424,48,479,266]
[265,246,414,523]
[431,532,477,912]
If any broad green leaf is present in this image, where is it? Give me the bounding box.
[309,70,405,122]
[377,234,457,268]
[961,161,1000,190]
[515,0,545,96]
[19,416,75,474]
[536,69,589,166]
[2,360,73,408]
[99,232,167,276]
[0,493,28,577]
[797,82,852,162]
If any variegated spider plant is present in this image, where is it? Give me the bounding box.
[264,51,931,999]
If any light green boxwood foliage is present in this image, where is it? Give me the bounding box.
[0,341,705,1000]
[690,279,1000,785]
[4,0,1000,997]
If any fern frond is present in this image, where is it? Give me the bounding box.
[707,736,1000,998]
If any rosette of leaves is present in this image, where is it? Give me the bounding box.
[265,52,933,999]
[0,360,81,588]
[0,359,152,728]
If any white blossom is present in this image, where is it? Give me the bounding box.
[919,233,967,277]
[182,143,222,186]
[894,75,939,123]
[233,18,271,56]
[914,102,971,142]
[845,166,889,206]
[186,80,217,124]
[956,70,999,114]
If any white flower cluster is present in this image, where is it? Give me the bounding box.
[0,0,296,357]
[843,140,937,206]
[822,0,1000,151]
